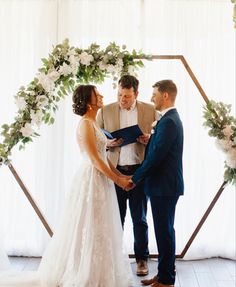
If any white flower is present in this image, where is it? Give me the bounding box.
[215,139,232,152]
[30,110,43,127]
[79,52,94,66]
[116,60,123,74]
[226,149,236,169]
[106,64,116,74]
[20,123,34,137]
[28,91,36,96]
[116,58,123,69]
[15,97,27,110]
[71,62,79,75]
[48,70,60,82]
[59,62,73,76]
[69,56,80,75]
[98,61,107,71]
[233,136,236,146]
[150,121,158,134]
[37,73,54,93]
[222,125,234,139]
[37,95,49,108]
[103,55,109,63]
[115,64,122,74]
[128,65,136,76]
[67,48,76,57]
[69,55,75,63]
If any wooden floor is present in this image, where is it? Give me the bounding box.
[8,257,236,287]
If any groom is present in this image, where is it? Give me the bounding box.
[127,80,184,287]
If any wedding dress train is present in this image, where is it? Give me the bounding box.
[0,119,133,287]
[0,247,10,271]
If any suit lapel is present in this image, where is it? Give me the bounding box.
[113,103,120,130]
[137,102,144,127]
[144,109,177,159]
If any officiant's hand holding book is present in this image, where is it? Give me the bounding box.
[101,130,124,147]
[102,124,144,147]
[107,138,124,148]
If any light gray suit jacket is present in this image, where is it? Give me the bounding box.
[97,101,158,167]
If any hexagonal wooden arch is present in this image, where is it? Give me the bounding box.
[8,55,227,259]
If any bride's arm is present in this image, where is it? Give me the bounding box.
[78,120,128,188]
[107,158,122,176]
[107,158,131,179]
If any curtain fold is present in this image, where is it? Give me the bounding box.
[0,0,235,259]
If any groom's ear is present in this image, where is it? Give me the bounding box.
[163,92,169,100]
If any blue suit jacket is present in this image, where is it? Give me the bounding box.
[132,109,184,197]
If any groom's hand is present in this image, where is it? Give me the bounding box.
[125,179,136,191]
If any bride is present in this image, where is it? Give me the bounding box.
[0,85,133,287]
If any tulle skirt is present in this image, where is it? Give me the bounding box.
[0,162,133,287]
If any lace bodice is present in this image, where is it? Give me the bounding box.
[77,118,108,161]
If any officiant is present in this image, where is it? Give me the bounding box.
[97,75,158,276]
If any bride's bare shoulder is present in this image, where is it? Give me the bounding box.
[76,118,95,135]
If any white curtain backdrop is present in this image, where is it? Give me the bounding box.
[0,0,235,260]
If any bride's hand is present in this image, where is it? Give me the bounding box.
[120,174,132,179]
[116,177,131,190]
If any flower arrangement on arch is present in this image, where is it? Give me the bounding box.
[0,39,150,164]
[203,100,236,185]
[231,0,236,28]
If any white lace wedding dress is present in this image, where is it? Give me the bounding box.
[0,119,133,287]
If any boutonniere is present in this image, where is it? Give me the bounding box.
[151,120,158,134]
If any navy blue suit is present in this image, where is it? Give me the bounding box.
[132,109,184,285]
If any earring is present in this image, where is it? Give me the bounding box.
[88,104,92,110]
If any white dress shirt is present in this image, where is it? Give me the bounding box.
[118,101,141,166]
[160,107,176,117]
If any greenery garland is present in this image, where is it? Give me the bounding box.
[203,100,236,185]
[0,39,235,186]
[0,39,149,165]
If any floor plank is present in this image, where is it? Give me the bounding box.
[8,257,236,287]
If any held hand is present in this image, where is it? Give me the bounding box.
[107,138,124,148]
[116,177,131,189]
[137,134,150,145]
[119,174,132,179]
[125,179,136,191]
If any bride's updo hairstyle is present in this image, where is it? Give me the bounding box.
[72,84,96,116]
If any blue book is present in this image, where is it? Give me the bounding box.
[102,124,143,147]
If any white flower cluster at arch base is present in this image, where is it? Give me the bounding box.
[203,100,236,185]
[0,39,148,163]
[216,125,236,169]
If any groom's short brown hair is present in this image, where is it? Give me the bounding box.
[153,80,177,99]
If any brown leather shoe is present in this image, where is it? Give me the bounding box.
[136,260,149,276]
[141,276,174,287]
[141,275,157,285]
[150,283,174,287]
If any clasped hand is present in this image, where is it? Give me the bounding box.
[116,175,136,191]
